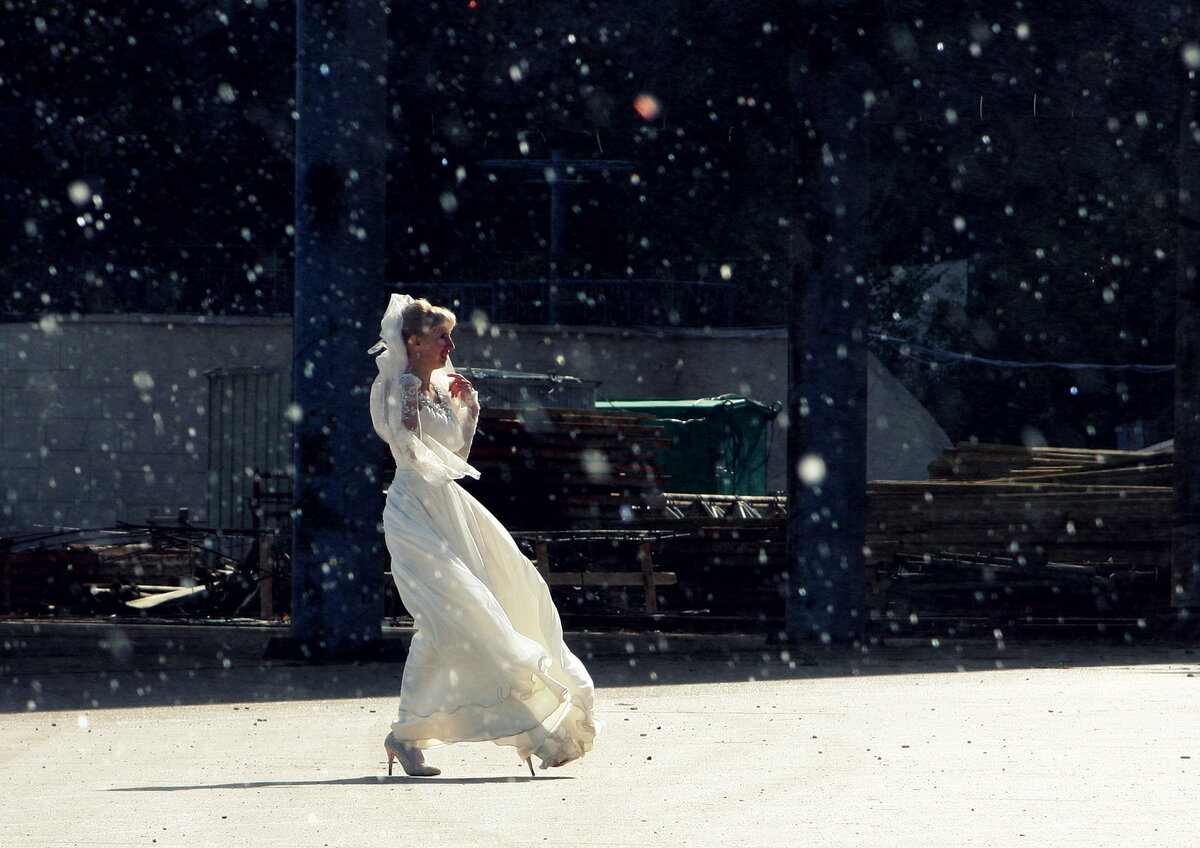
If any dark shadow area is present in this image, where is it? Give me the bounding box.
[2,619,1197,714]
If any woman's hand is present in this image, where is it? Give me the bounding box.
[447,373,477,404]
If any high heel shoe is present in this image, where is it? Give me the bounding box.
[384,732,441,777]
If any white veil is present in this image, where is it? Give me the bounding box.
[368,293,479,484]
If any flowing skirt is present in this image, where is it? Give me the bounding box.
[383,469,596,768]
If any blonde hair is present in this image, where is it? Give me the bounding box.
[402,298,456,342]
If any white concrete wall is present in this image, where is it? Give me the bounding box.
[454,324,787,402]
[0,315,948,535]
[452,323,951,489]
[0,315,290,533]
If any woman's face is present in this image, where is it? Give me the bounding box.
[409,322,455,368]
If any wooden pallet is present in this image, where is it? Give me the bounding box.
[513,530,682,614]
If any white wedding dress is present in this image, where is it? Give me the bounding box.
[373,343,596,770]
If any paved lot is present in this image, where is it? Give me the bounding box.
[1,620,1198,847]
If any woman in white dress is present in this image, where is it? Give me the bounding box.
[369,293,597,777]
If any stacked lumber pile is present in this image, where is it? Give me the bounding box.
[624,442,1175,627]
[867,479,1171,566]
[869,441,1175,624]
[927,442,1173,487]
[464,407,671,529]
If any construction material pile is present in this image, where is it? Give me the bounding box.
[869,442,1173,628]
[626,443,1175,630]
[465,407,671,529]
[1,524,265,618]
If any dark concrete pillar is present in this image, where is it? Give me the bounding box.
[291,0,388,659]
[1174,57,1200,615]
[786,9,871,644]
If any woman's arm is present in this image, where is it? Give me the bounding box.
[455,399,479,461]
[395,373,422,440]
[447,374,479,461]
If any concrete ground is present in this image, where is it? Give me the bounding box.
[1,620,1198,848]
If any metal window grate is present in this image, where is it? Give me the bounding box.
[206,366,293,531]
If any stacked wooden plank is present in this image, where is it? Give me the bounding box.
[464,407,671,529]
[927,441,1173,486]
[869,441,1175,624]
[883,441,1173,564]
[620,442,1176,626]
[633,445,1174,570]
[866,479,1172,567]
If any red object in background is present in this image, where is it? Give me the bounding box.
[634,94,661,121]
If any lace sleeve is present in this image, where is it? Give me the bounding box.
[370,372,479,485]
[395,373,422,439]
[451,390,480,461]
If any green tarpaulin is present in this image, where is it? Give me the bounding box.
[599,396,779,495]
